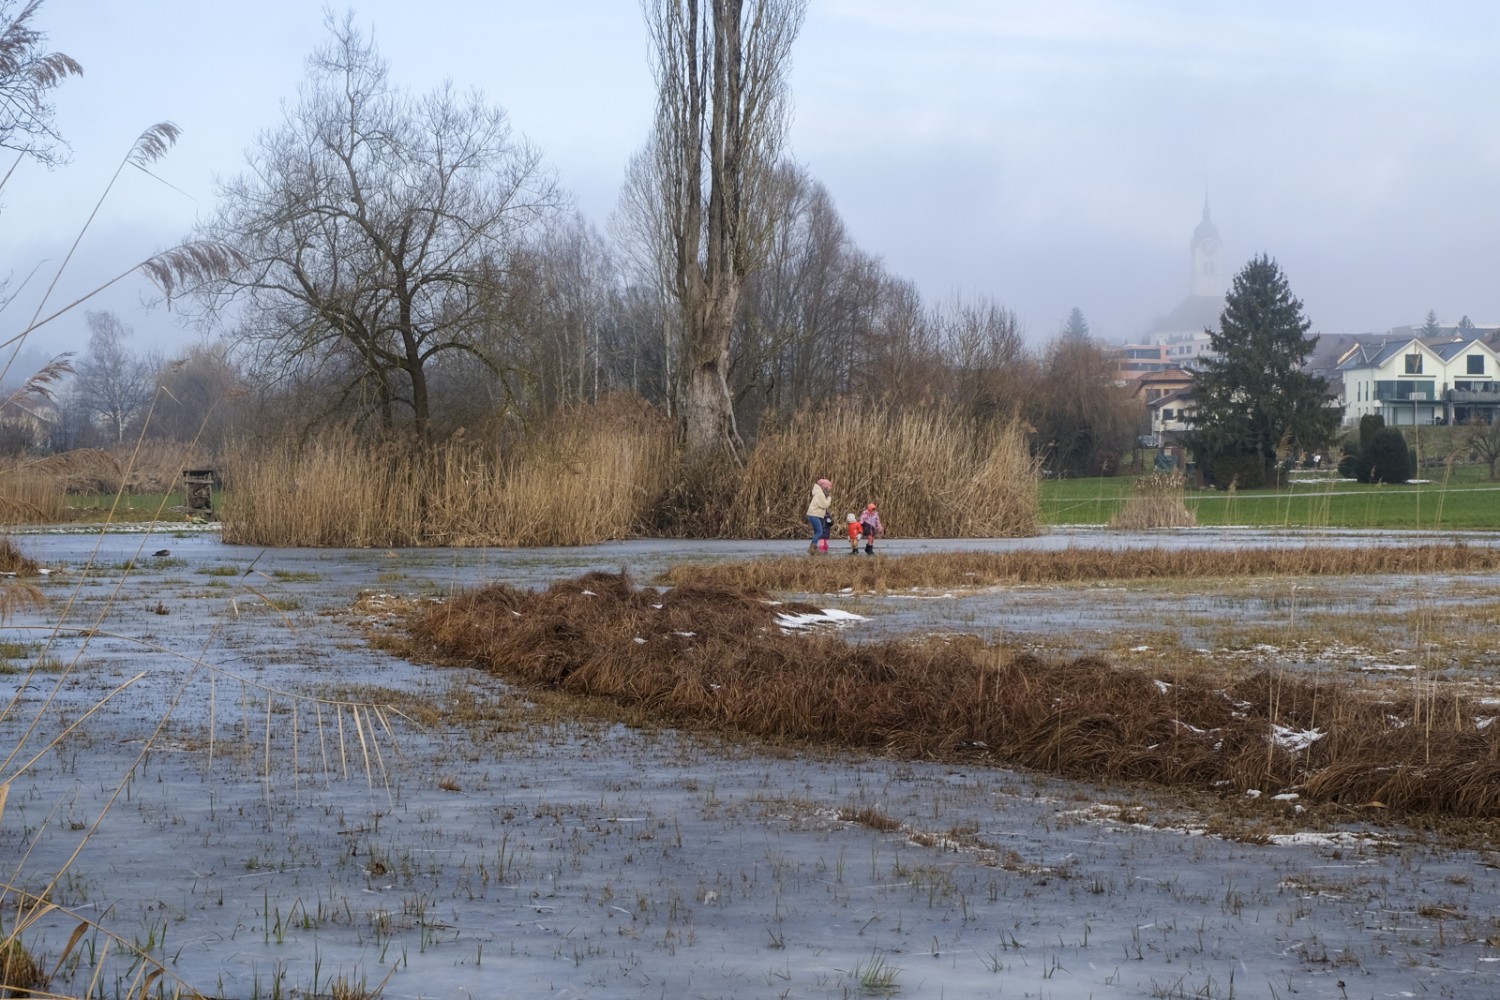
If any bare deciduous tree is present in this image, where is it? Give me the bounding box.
[1030,334,1140,477]
[937,296,1026,424]
[612,147,683,415]
[144,342,244,449]
[71,310,155,445]
[201,13,558,445]
[1467,419,1500,481]
[644,0,807,459]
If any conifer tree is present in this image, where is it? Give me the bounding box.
[1185,254,1338,486]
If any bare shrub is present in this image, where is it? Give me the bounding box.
[1110,472,1196,529]
[410,571,1500,819]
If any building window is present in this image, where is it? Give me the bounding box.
[1404,353,1423,374]
[1468,354,1485,375]
[1163,408,1175,420]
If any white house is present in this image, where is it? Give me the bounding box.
[1337,337,1500,427]
[1145,387,1194,442]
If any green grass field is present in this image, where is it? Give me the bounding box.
[63,493,209,523]
[1041,463,1500,530]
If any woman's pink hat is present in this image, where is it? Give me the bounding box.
[817,478,831,489]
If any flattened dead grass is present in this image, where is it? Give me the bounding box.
[657,543,1500,592]
[409,571,1500,820]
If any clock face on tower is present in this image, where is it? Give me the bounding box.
[1200,238,1221,256]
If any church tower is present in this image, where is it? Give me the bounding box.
[1189,198,1224,298]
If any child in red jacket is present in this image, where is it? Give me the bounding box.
[845,513,862,554]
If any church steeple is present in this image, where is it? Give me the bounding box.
[1189,196,1224,298]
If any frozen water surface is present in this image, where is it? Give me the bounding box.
[4,526,1500,999]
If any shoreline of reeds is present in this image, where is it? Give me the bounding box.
[219,401,1041,547]
[656,542,1500,591]
[408,570,1500,822]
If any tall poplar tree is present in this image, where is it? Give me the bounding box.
[644,0,807,460]
[1185,254,1338,486]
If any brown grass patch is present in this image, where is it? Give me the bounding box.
[0,538,39,576]
[0,934,48,996]
[657,543,1500,592]
[1110,472,1195,529]
[407,571,1500,819]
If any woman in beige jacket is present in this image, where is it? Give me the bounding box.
[805,478,833,553]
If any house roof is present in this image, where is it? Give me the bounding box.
[1146,387,1194,411]
[1334,336,1494,372]
[1429,337,1500,362]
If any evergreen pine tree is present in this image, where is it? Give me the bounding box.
[1062,307,1091,342]
[1185,254,1339,486]
[1421,309,1442,338]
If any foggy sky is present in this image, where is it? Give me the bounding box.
[8,0,1498,358]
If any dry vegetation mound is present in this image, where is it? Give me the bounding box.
[0,537,40,575]
[411,572,1500,819]
[656,543,1500,592]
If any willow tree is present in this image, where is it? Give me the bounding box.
[644,0,806,459]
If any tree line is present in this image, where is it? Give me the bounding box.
[4,3,1144,479]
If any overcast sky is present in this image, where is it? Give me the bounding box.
[8,0,1499,361]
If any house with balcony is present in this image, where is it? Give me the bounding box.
[1337,337,1500,427]
[1145,386,1195,443]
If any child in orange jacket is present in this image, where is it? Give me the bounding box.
[845,513,862,554]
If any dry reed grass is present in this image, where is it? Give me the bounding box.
[409,571,1500,819]
[722,405,1039,539]
[1109,472,1196,529]
[225,398,674,547]
[656,543,1500,592]
[225,400,1040,547]
[0,458,65,524]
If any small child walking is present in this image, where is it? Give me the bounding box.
[859,502,884,555]
[845,513,862,554]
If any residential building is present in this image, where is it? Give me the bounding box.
[1145,387,1194,443]
[1130,366,1194,405]
[1337,337,1500,427]
[1109,343,1169,383]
